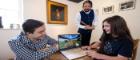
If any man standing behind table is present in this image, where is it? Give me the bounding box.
[76,0,98,47]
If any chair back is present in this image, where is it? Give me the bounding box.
[132,39,139,60]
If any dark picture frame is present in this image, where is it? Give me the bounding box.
[47,1,68,24]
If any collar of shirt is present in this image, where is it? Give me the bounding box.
[19,32,41,50]
[83,10,91,14]
[19,32,33,44]
[19,32,48,45]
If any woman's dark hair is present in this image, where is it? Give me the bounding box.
[100,15,133,41]
[99,15,133,54]
[83,0,92,7]
[22,19,44,34]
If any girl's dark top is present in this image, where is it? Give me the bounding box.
[94,35,133,60]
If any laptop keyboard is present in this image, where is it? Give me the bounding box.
[61,48,86,59]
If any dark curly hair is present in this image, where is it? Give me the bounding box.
[22,19,44,34]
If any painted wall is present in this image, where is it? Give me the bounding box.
[0,29,21,60]
[23,0,80,39]
[91,0,140,42]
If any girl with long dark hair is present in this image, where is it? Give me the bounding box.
[86,15,133,60]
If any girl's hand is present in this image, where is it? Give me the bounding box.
[86,50,99,58]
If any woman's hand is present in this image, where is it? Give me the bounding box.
[86,50,129,60]
[90,42,100,49]
[86,50,99,58]
[81,46,90,50]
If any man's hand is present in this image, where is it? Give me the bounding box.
[39,47,49,52]
[39,44,51,52]
[39,44,58,52]
[85,25,94,30]
[51,44,58,50]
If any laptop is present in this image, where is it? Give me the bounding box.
[58,34,86,60]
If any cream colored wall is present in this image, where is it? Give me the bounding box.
[90,0,140,42]
[0,29,21,60]
[23,0,80,39]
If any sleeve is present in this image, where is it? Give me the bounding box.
[92,11,98,28]
[8,40,50,60]
[76,12,85,29]
[118,40,133,58]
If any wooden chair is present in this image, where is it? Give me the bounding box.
[131,39,139,60]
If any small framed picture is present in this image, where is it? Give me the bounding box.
[119,0,136,11]
[103,5,114,14]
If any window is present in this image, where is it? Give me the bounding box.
[0,0,23,29]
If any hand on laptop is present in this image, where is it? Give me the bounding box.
[81,46,91,50]
[86,50,98,58]
[81,42,100,51]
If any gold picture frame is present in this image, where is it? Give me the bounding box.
[47,1,68,24]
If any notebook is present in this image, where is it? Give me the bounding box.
[58,34,86,60]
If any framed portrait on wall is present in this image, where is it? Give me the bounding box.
[47,0,68,24]
[103,5,114,14]
[119,0,136,11]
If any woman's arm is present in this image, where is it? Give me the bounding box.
[90,41,101,49]
[87,50,128,60]
[81,41,101,50]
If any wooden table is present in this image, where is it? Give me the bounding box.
[49,51,93,60]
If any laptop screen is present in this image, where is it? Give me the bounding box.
[58,34,81,50]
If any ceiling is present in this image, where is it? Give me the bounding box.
[68,0,83,3]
